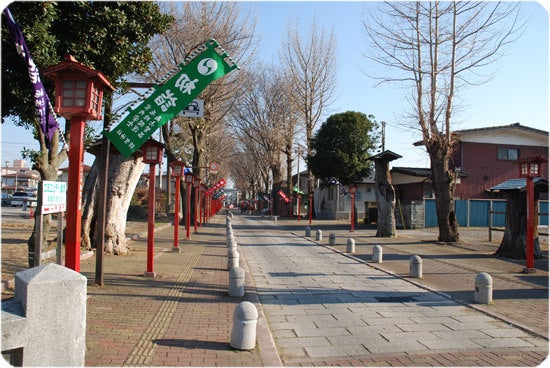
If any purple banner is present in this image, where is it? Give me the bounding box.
[3,7,59,148]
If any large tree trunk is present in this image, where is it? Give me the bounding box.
[374,159,396,237]
[495,190,542,260]
[81,150,145,255]
[429,141,459,242]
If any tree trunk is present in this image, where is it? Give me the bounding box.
[81,162,101,250]
[80,150,145,255]
[374,159,396,237]
[429,141,459,242]
[495,190,542,260]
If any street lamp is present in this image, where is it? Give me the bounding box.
[517,155,547,273]
[43,55,114,272]
[141,139,164,277]
[185,172,194,240]
[170,160,185,252]
[349,185,357,232]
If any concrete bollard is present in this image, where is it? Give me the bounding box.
[315,229,323,241]
[305,226,311,237]
[229,267,246,297]
[347,238,355,253]
[474,272,493,304]
[272,216,278,222]
[409,255,422,278]
[228,247,239,270]
[329,233,336,246]
[372,245,383,263]
[230,301,258,350]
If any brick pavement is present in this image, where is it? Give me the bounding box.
[81,215,278,367]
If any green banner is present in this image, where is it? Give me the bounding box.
[105,39,238,157]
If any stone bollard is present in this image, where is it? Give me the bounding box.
[230,301,258,350]
[372,245,383,263]
[409,255,422,278]
[1,263,87,366]
[272,216,278,222]
[228,247,239,270]
[305,226,311,237]
[474,272,493,304]
[229,267,246,297]
[329,233,336,246]
[347,238,355,253]
[315,229,323,241]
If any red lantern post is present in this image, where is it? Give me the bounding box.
[141,139,164,277]
[349,185,357,232]
[193,177,201,233]
[43,55,114,272]
[171,161,185,252]
[185,172,194,240]
[517,155,547,273]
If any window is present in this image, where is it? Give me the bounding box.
[497,147,519,161]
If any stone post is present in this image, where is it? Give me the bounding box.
[230,301,258,350]
[315,229,323,241]
[409,255,422,278]
[474,272,493,304]
[305,226,311,237]
[229,267,246,297]
[228,247,239,270]
[372,245,383,263]
[346,238,355,253]
[329,233,336,246]
[2,263,87,366]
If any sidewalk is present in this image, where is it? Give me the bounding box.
[274,217,549,339]
[80,214,280,367]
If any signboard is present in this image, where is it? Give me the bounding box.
[41,180,67,214]
[105,39,238,157]
[278,190,290,203]
[179,99,204,118]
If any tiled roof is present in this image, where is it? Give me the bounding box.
[489,177,548,192]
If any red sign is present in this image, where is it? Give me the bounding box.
[205,178,226,196]
[278,190,290,203]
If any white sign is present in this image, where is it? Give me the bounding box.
[179,99,204,118]
[41,180,67,214]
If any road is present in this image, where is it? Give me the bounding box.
[231,215,548,366]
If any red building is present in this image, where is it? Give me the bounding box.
[451,123,548,199]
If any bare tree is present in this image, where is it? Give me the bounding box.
[229,68,287,208]
[148,1,257,180]
[281,17,337,200]
[363,1,522,242]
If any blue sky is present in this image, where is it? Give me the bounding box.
[2,1,548,170]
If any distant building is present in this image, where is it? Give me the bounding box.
[1,159,40,193]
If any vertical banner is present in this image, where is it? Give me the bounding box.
[105,39,238,157]
[2,7,60,148]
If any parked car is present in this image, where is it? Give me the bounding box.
[11,191,36,207]
[1,193,12,206]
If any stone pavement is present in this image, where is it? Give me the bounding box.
[81,215,280,367]
[76,212,548,366]
[232,214,548,366]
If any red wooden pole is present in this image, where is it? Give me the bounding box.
[173,176,181,251]
[186,180,192,240]
[194,183,199,232]
[145,163,156,277]
[350,192,356,232]
[525,176,535,271]
[65,116,86,272]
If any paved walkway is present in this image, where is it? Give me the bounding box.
[70,212,548,366]
[232,214,548,366]
[81,215,279,367]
